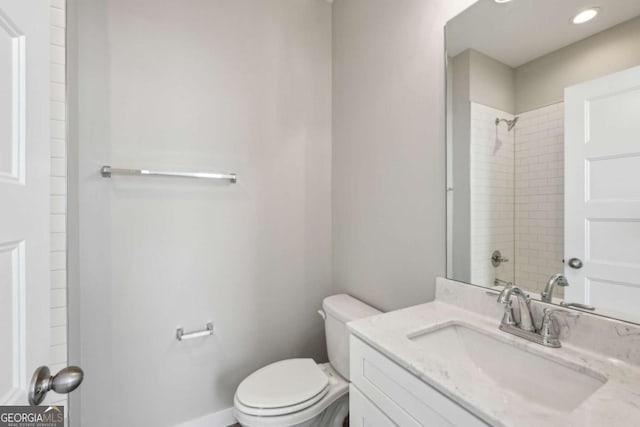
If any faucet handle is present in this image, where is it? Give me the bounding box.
[501,299,517,326]
[539,308,580,345]
[539,308,569,347]
[496,281,514,304]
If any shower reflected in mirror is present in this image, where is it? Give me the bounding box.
[446,0,640,324]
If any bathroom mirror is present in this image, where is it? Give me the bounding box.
[446,0,640,324]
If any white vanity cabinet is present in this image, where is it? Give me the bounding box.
[350,385,396,426]
[349,336,488,427]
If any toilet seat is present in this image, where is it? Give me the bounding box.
[234,362,349,427]
[235,385,329,417]
[236,359,330,416]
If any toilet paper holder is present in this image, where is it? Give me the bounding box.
[176,322,214,341]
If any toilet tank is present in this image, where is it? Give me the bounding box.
[322,294,381,380]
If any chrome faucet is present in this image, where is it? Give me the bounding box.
[497,285,535,332]
[542,273,597,311]
[541,274,569,303]
[497,285,580,348]
[496,282,516,325]
[496,280,513,302]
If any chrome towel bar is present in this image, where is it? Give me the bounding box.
[101,166,237,183]
[176,322,214,341]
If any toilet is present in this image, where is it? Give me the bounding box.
[233,294,381,427]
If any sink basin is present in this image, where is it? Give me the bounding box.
[408,322,606,413]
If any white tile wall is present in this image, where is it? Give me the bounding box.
[48,0,68,414]
[470,103,515,288]
[514,103,565,294]
[469,102,564,293]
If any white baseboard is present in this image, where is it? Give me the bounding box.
[174,407,237,427]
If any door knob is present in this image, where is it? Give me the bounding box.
[28,366,84,405]
[567,258,583,269]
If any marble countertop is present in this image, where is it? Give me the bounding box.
[348,297,640,427]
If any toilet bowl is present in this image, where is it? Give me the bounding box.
[233,294,381,427]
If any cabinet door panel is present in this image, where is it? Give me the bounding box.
[350,336,488,427]
[350,385,397,427]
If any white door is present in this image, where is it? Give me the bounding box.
[0,0,51,404]
[564,65,640,323]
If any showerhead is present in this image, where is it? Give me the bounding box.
[495,116,519,131]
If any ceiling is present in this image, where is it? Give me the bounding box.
[446,0,640,68]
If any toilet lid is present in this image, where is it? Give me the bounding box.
[236,359,329,409]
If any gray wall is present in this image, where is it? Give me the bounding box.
[449,49,516,114]
[69,0,332,425]
[450,50,471,282]
[332,0,477,311]
[516,16,640,113]
[468,49,515,114]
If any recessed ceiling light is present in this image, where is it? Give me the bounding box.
[494,0,513,3]
[573,8,600,24]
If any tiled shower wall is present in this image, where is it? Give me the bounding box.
[469,102,564,293]
[469,103,515,287]
[514,103,564,294]
[49,0,68,412]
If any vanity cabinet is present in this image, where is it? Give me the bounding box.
[349,336,488,427]
[350,385,396,426]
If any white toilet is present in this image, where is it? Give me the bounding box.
[233,294,381,427]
